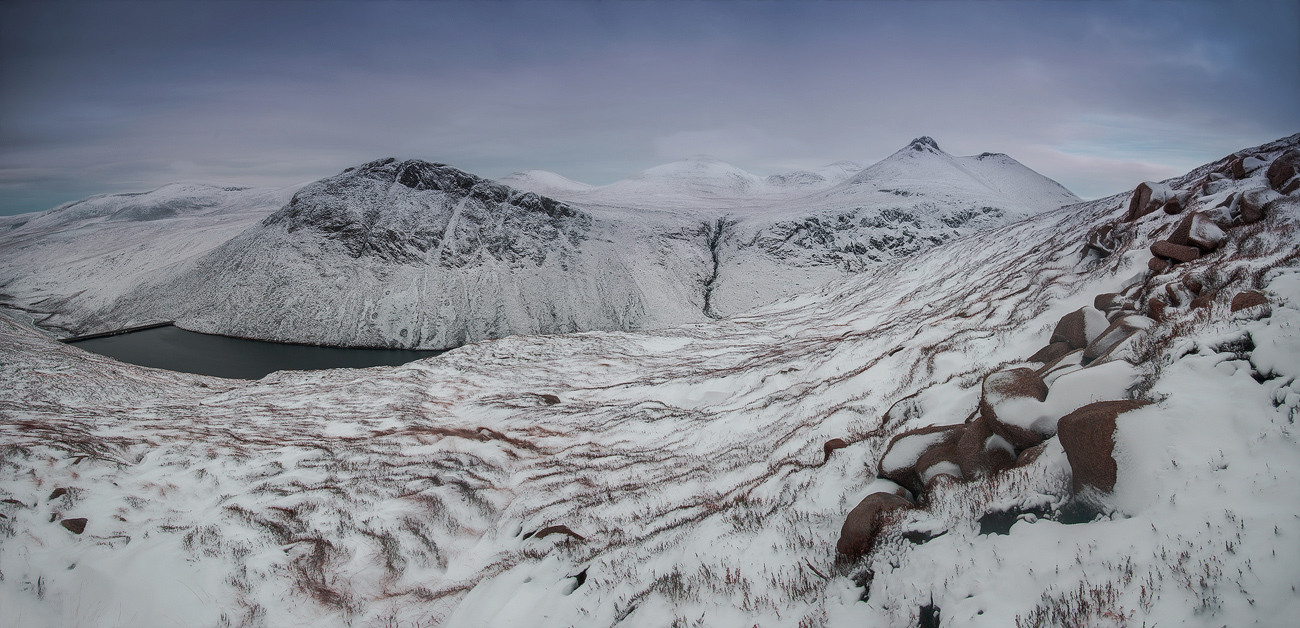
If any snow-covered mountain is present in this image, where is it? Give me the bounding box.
[2,133,1297,627]
[96,158,648,348]
[0,182,299,334]
[495,170,593,198]
[0,138,1077,348]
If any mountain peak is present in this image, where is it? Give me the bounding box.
[907,136,942,153]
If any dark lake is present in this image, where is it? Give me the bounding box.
[68,325,446,380]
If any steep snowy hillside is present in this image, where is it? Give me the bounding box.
[2,134,1297,627]
[0,183,298,334]
[0,138,1073,348]
[95,158,650,349]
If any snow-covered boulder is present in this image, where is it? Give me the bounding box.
[978,368,1051,449]
[878,424,966,494]
[1049,306,1110,350]
[1057,400,1152,494]
[1266,148,1300,194]
[836,492,913,558]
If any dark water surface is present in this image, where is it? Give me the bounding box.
[69,325,446,380]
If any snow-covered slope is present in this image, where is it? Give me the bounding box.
[0,183,298,334]
[495,170,593,197]
[0,139,1077,347]
[1,134,1297,627]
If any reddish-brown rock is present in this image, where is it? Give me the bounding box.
[534,525,584,541]
[1228,157,1247,180]
[956,414,1016,479]
[823,438,849,462]
[1057,400,1152,494]
[979,368,1051,449]
[1028,341,1073,365]
[878,424,966,494]
[1182,275,1203,295]
[1190,290,1218,310]
[1230,291,1268,312]
[1150,240,1200,263]
[1083,317,1150,363]
[60,518,88,534]
[1266,148,1300,193]
[1147,297,1167,322]
[837,492,913,558]
[1125,183,1156,220]
[1240,188,1281,224]
[1148,257,1170,273]
[1050,307,1109,350]
[1094,293,1123,312]
[1015,442,1048,468]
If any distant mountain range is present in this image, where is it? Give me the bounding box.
[0,138,1078,348]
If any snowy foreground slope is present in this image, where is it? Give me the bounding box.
[0,139,1075,348]
[2,136,1299,627]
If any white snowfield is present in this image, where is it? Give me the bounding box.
[0,138,1077,348]
[1,134,1299,627]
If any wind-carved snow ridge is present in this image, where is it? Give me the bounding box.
[1,134,1297,627]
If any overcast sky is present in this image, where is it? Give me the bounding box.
[1,0,1297,215]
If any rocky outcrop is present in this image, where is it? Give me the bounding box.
[878,424,966,495]
[1050,307,1110,350]
[1266,148,1300,194]
[955,414,1016,479]
[1231,291,1268,312]
[1057,400,1152,494]
[823,438,849,462]
[978,368,1051,449]
[837,492,913,558]
[1150,240,1200,263]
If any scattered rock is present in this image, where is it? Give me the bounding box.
[1148,257,1170,273]
[836,492,913,558]
[914,439,965,487]
[979,368,1051,449]
[1228,157,1247,180]
[1125,182,1173,221]
[1190,290,1218,310]
[1239,188,1281,224]
[1015,442,1048,467]
[878,424,966,494]
[1028,341,1073,365]
[1050,307,1111,350]
[1082,316,1152,364]
[60,518,88,534]
[1182,275,1204,295]
[48,488,67,500]
[1084,224,1119,257]
[534,393,561,405]
[533,525,584,541]
[1150,240,1200,263]
[1057,400,1152,494]
[1267,149,1300,194]
[1147,297,1168,322]
[823,438,848,462]
[1230,291,1268,312]
[1168,212,1226,251]
[1093,293,1123,312]
[956,414,1016,479]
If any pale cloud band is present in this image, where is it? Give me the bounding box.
[0,0,1296,215]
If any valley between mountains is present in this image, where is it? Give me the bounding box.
[1,135,1299,627]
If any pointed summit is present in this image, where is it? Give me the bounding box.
[908,136,942,153]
